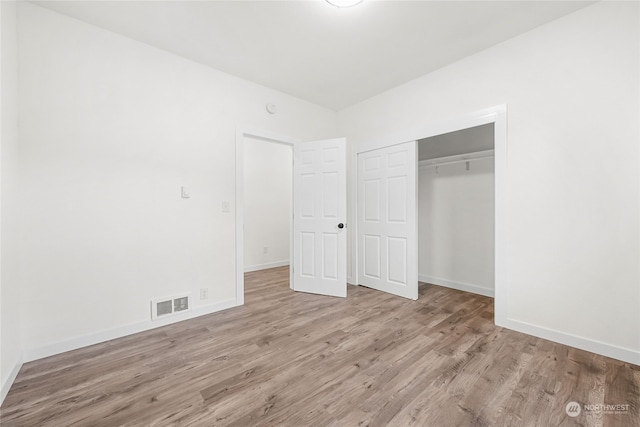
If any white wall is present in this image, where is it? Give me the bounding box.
[17,3,337,359]
[243,137,292,272]
[339,1,639,363]
[419,158,494,296]
[1,0,23,403]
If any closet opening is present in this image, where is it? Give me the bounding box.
[418,123,495,299]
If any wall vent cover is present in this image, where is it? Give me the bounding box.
[156,300,173,316]
[151,294,191,320]
[174,296,189,312]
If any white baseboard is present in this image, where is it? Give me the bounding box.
[423,275,639,365]
[419,275,494,298]
[23,298,238,363]
[1,354,23,406]
[497,317,640,366]
[244,260,289,273]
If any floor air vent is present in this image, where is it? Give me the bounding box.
[151,294,191,320]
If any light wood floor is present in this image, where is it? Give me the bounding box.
[1,266,638,426]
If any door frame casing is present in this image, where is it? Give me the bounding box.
[352,105,507,323]
[235,127,298,305]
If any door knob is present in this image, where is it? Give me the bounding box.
[338,223,345,229]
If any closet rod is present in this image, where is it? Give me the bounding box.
[418,154,494,169]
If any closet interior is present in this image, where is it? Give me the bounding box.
[417,123,495,297]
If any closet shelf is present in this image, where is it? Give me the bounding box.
[418,149,494,168]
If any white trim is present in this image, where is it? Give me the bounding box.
[493,107,508,324]
[235,127,298,304]
[354,105,503,156]
[244,260,289,273]
[500,318,640,366]
[1,355,23,406]
[23,298,237,363]
[419,275,494,298]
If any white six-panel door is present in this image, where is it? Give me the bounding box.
[358,141,418,300]
[292,138,347,298]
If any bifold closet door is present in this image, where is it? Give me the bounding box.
[358,141,418,300]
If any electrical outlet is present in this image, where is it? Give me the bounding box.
[263,246,269,254]
[200,288,209,300]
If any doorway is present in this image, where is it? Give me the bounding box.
[235,129,348,304]
[235,128,297,305]
[243,136,293,274]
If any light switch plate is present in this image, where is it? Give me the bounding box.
[221,201,230,213]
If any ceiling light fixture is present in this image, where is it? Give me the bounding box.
[326,0,364,8]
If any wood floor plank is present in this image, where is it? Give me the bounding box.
[1,267,638,426]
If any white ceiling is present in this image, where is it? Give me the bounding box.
[33,0,594,111]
